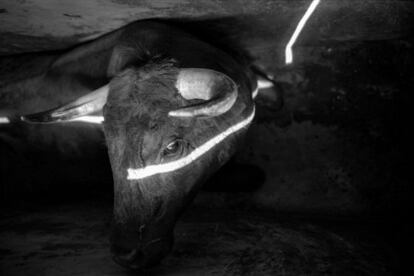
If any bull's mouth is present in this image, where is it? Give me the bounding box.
[111,236,172,270]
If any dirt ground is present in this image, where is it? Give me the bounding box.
[0,195,401,276]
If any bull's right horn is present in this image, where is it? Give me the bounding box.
[21,85,109,123]
[169,69,238,118]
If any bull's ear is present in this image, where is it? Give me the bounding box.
[21,85,109,123]
[169,69,238,118]
[107,45,149,77]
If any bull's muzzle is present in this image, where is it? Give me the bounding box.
[110,225,173,270]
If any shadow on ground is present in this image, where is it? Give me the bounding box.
[0,197,402,276]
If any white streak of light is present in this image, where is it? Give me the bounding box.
[257,79,274,90]
[253,78,274,99]
[0,117,10,124]
[252,87,259,99]
[70,116,104,124]
[285,0,320,64]
[127,106,255,180]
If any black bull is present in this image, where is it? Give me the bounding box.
[5,21,261,269]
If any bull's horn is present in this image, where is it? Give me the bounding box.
[169,69,238,118]
[21,85,109,123]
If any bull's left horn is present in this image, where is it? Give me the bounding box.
[169,69,238,118]
[21,85,109,123]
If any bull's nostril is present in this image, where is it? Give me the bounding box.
[152,196,163,218]
[153,201,163,218]
[120,248,137,262]
[111,245,138,263]
[144,238,162,250]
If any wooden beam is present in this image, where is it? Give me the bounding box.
[0,0,412,55]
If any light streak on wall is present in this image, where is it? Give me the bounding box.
[285,0,320,64]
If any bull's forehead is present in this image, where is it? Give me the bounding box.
[104,64,186,125]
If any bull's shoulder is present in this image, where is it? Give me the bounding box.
[49,21,171,79]
[50,29,124,78]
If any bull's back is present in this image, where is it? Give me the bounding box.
[1,21,255,114]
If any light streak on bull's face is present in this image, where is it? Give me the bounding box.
[126,108,255,180]
[102,64,253,269]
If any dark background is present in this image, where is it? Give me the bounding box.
[0,1,412,275]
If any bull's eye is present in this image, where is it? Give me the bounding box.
[162,140,184,157]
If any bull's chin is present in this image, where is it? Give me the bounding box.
[111,236,173,270]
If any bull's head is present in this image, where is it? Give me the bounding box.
[21,59,254,269]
